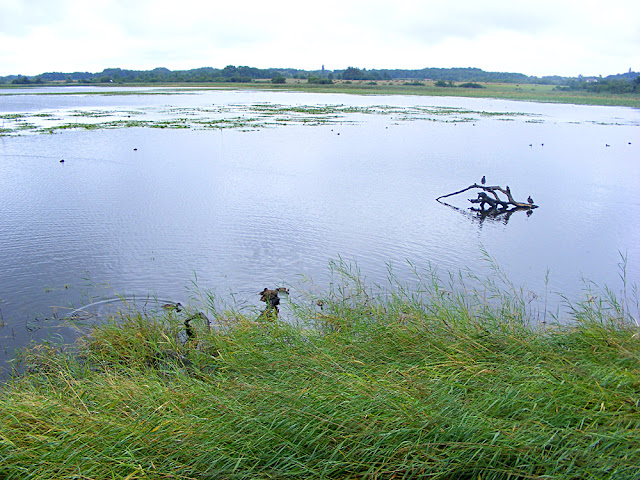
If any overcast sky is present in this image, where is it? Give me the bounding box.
[1,0,638,78]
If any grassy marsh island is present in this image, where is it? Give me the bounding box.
[1,265,639,479]
[3,78,640,108]
[245,79,640,108]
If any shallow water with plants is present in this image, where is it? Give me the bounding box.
[0,86,639,375]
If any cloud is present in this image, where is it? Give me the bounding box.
[0,0,639,77]
[0,0,71,36]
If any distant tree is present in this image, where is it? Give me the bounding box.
[221,65,237,78]
[11,75,30,84]
[229,76,252,83]
[341,67,367,80]
[308,76,333,84]
[458,82,485,88]
[271,75,286,84]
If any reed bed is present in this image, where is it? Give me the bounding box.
[1,264,639,479]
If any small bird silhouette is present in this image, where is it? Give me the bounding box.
[527,196,534,204]
[59,159,65,163]
[481,175,486,185]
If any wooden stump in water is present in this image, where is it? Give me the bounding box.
[436,183,538,218]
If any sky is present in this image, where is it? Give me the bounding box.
[1,0,639,78]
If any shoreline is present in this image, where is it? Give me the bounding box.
[2,80,640,108]
[1,270,639,478]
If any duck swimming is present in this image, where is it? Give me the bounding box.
[259,288,280,308]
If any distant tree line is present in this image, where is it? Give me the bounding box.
[2,65,639,90]
[555,74,640,94]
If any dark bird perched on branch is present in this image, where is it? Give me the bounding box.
[481,175,486,185]
[527,196,534,204]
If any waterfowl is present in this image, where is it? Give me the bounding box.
[59,159,65,163]
[184,318,195,340]
[527,196,534,204]
[259,288,280,308]
[162,302,182,312]
[276,287,289,294]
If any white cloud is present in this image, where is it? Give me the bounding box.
[1,0,639,77]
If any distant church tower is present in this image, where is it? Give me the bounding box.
[322,65,325,72]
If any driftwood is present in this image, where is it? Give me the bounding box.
[436,183,538,217]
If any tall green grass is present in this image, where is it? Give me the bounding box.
[1,262,639,479]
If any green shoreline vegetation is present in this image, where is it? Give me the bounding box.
[1,263,639,479]
[2,79,640,108]
[2,78,638,137]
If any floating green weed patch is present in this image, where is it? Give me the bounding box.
[0,101,568,137]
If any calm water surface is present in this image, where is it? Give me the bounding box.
[1,87,639,374]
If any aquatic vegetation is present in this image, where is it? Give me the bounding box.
[0,96,548,137]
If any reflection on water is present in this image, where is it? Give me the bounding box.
[1,87,639,375]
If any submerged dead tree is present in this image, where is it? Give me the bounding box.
[436,181,538,218]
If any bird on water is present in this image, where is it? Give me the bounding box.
[162,302,182,312]
[260,288,281,308]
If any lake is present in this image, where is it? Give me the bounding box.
[1,86,639,375]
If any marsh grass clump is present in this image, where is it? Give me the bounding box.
[1,263,639,479]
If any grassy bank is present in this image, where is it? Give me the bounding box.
[1,267,639,479]
[3,80,640,108]
[253,80,640,108]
